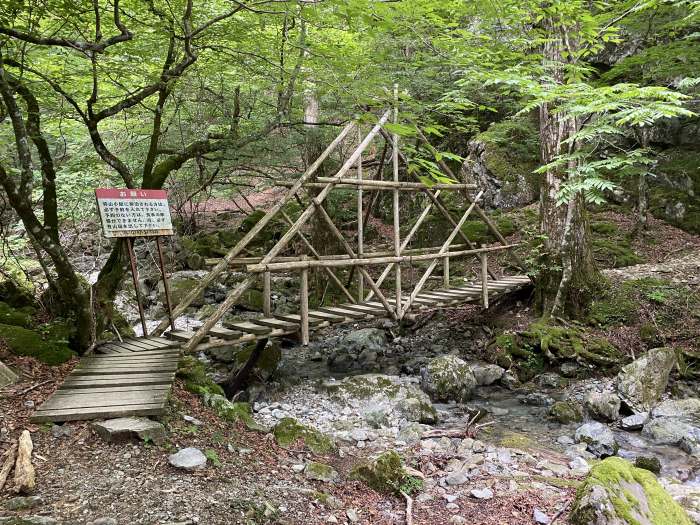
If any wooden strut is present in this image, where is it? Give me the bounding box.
[246,244,517,273]
[481,252,489,308]
[125,238,148,336]
[356,125,364,302]
[273,180,476,191]
[401,190,484,315]
[155,236,176,332]
[179,111,392,353]
[151,119,358,337]
[392,83,402,318]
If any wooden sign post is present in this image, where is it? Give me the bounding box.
[95,188,176,336]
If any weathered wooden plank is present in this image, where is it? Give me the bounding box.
[274,313,324,326]
[251,318,299,331]
[61,374,174,389]
[307,310,347,323]
[336,303,387,315]
[209,326,242,340]
[71,366,177,376]
[53,385,171,396]
[143,336,181,348]
[121,338,162,350]
[79,357,179,367]
[30,404,165,423]
[37,390,167,411]
[224,321,272,336]
[166,330,210,343]
[316,306,368,319]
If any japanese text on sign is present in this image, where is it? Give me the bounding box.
[95,188,174,238]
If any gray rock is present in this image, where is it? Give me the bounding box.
[0,517,58,525]
[397,422,424,444]
[469,362,505,386]
[346,509,359,523]
[328,329,386,373]
[92,417,166,445]
[650,398,700,423]
[533,508,550,524]
[420,355,477,403]
[470,487,494,500]
[50,424,72,439]
[4,496,44,511]
[680,427,700,457]
[620,412,648,431]
[616,347,676,412]
[584,391,621,422]
[557,435,575,445]
[168,447,207,471]
[521,392,555,407]
[500,370,519,389]
[446,470,469,486]
[536,372,564,389]
[575,422,619,458]
[642,417,698,445]
[89,519,119,525]
[183,415,204,426]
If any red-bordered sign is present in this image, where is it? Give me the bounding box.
[95,188,174,238]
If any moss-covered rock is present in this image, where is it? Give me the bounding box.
[304,461,339,482]
[350,450,422,495]
[490,321,624,382]
[0,323,74,365]
[634,456,662,475]
[232,342,281,381]
[203,393,264,430]
[0,279,36,308]
[649,147,700,234]
[0,301,35,328]
[420,355,476,403]
[177,355,225,397]
[570,457,692,525]
[273,418,336,454]
[549,401,584,424]
[617,348,676,413]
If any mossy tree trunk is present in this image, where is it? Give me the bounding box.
[535,11,599,318]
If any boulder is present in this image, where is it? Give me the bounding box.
[161,271,208,307]
[328,328,387,373]
[304,462,339,482]
[650,398,700,422]
[642,417,698,446]
[549,401,583,424]
[570,457,693,525]
[469,362,505,386]
[420,355,477,403]
[680,427,700,457]
[91,417,166,445]
[350,450,416,495]
[272,418,336,454]
[585,391,621,422]
[575,422,619,458]
[616,348,676,413]
[168,447,207,471]
[321,374,437,424]
[620,413,648,431]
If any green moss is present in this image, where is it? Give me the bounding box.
[591,221,618,235]
[0,301,35,328]
[350,450,421,495]
[490,321,624,381]
[571,457,692,525]
[549,401,584,424]
[0,279,36,308]
[587,283,639,327]
[634,456,661,475]
[304,461,338,482]
[273,418,336,455]
[204,394,264,430]
[0,323,74,365]
[177,355,225,397]
[593,238,643,268]
[499,431,536,450]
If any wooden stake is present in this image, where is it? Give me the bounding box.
[125,238,148,336]
[481,252,489,308]
[0,443,17,492]
[393,84,402,318]
[443,257,450,288]
[155,236,175,332]
[357,125,364,302]
[13,430,35,494]
[0,359,18,389]
[263,271,271,317]
[300,255,309,346]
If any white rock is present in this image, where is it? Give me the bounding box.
[533,508,550,524]
[168,448,207,471]
[470,487,494,500]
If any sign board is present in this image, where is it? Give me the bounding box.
[95,188,174,238]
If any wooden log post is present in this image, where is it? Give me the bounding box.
[13,430,35,494]
[357,125,364,302]
[392,84,402,318]
[263,271,271,317]
[300,255,310,346]
[481,252,489,309]
[443,257,450,288]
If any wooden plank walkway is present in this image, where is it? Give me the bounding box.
[30,337,181,423]
[31,275,530,423]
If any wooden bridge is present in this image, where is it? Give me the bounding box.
[31,103,531,423]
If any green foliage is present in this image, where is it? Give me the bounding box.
[272,417,336,455]
[0,301,35,328]
[204,449,222,467]
[0,323,74,365]
[177,355,225,397]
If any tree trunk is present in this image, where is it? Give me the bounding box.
[535,15,599,318]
